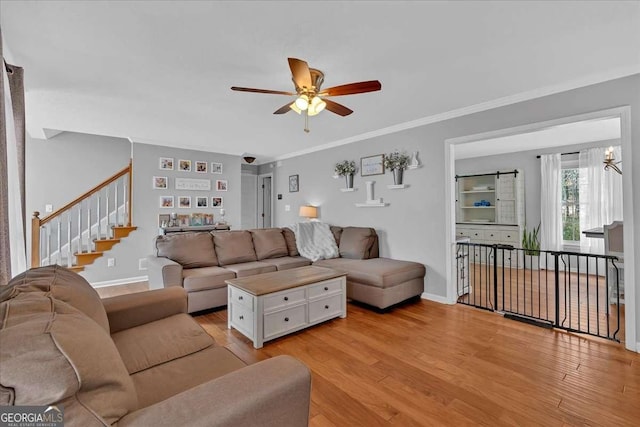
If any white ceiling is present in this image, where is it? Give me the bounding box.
[2,1,639,163]
[455,117,621,160]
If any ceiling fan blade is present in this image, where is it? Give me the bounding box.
[324,99,353,116]
[288,58,312,89]
[273,103,293,114]
[231,86,294,96]
[321,80,382,97]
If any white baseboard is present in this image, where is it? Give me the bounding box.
[91,275,148,288]
[421,292,454,305]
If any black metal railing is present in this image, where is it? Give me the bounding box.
[456,242,622,341]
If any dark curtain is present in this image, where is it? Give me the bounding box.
[0,28,26,284]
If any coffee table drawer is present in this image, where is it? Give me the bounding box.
[231,304,254,337]
[308,278,343,299]
[264,288,306,313]
[264,305,306,339]
[309,294,343,323]
[230,286,254,310]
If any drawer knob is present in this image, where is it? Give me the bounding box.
[284,317,289,322]
[325,305,329,309]
[324,286,329,291]
[284,296,289,301]
[238,296,243,300]
[239,315,244,320]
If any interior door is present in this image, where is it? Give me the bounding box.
[261,176,272,228]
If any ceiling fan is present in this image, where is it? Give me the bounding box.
[231,58,382,132]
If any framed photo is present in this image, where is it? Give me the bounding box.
[191,213,205,226]
[158,213,170,227]
[195,161,208,173]
[211,162,223,174]
[196,196,208,207]
[178,196,191,208]
[159,157,174,170]
[289,174,299,192]
[211,197,223,208]
[159,196,174,208]
[153,176,168,189]
[216,180,228,191]
[203,213,215,225]
[361,154,385,176]
[177,214,190,226]
[178,159,192,172]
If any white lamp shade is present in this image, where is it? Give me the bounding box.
[299,205,318,218]
[295,95,309,111]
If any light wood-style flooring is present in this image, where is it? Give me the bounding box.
[98,283,640,426]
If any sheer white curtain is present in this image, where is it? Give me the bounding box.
[540,153,562,256]
[579,146,623,254]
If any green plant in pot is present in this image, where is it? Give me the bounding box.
[383,151,410,185]
[334,160,357,189]
[522,224,541,256]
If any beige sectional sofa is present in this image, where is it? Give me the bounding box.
[0,265,311,427]
[148,226,426,312]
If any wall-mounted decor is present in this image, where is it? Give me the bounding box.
[178,196,191,208]
[191,213,205,226]
[159,157,174,170]
[216,180,228,191]
[177,214,190,226]
[195,161,208,173]
[196,196,208,207]
[212,197,223,207]
[153,176,168,189]
[289,174,299,192]
[179,159,192,172]
[175,178,211,191]
[361,154,385,176]
[204,213,215,225]
[211,162,223,174]
[160,196,174,208]
[158,213,170,227]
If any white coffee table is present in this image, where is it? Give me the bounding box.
[225,266,347,348]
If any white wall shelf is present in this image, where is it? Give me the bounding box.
[340,188,357,192]
[355,203,389,208]
[461,206,495,209]
[407,165,422,170]
[387,184,408,189]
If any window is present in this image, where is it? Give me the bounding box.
[561,168,580,242]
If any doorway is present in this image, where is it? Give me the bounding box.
[257,173,273,228]
[445,107,636,351]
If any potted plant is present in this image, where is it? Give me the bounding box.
[522,223,540,270]
[334,160,357,189]
[383,150,410,185]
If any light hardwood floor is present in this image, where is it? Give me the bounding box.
[99,283,640,426]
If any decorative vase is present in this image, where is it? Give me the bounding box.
[410,151,420,167]
[365,181,374,202]
[392,168,404,185]
[345,174,354,189]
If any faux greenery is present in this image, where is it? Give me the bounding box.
[334,160,356,176]
[383,151,410,170]
[522,223,541,256]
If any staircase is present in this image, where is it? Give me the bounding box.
[31,161,137,272]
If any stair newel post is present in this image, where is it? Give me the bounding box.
[67,211,72,267]
[57,217,62,265]
[127,160,132,227]
[31,212,41,267]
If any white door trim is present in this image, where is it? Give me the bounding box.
[444,106,636,352]
[257,173,274,228]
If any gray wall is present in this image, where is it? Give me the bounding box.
[264,74,640,303]
[455,139,620,229]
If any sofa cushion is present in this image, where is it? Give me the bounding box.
[0,294,137,425]
[156,232,218,268]
[313,258,365,271]
[131,346,246,408]
[223,261,277,278]
[111,313,214,375]
[261,256,312,271]
[282,228,299,256]
[330,226,343,246]
[339,227,377,259]
[337,257,425,289]
[182,267,236,293]
[3,265,110,333]
[250,228,289,260]
[213,230,258,266]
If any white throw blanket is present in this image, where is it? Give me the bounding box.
[287,222,339,262]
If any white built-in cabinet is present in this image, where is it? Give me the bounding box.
[456,170,525,262]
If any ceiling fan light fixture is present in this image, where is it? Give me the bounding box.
[289,102,302,114]
[311,96,326,113]
[295,94,309,110]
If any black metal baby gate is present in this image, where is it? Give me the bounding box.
[456,242,622,341]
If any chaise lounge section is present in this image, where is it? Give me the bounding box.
[148,226,425,312]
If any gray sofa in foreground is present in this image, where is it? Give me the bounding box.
[148,226,426,312]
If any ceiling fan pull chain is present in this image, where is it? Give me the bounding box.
[304,110,310,133]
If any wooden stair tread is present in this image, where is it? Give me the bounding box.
[74,251,104,256]
[68,265,85,272]
[93,238,121,242]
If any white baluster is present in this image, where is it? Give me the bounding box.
[46,225,51,265]
[114,181,119,227]
[123,177,127,227]
[87,205,91,253]
[97,195,101,240]
[67,211,72,267]
[40,226,45,266]
[77,204,82,256]
[106,187,110,233]
[57,218,62,265]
